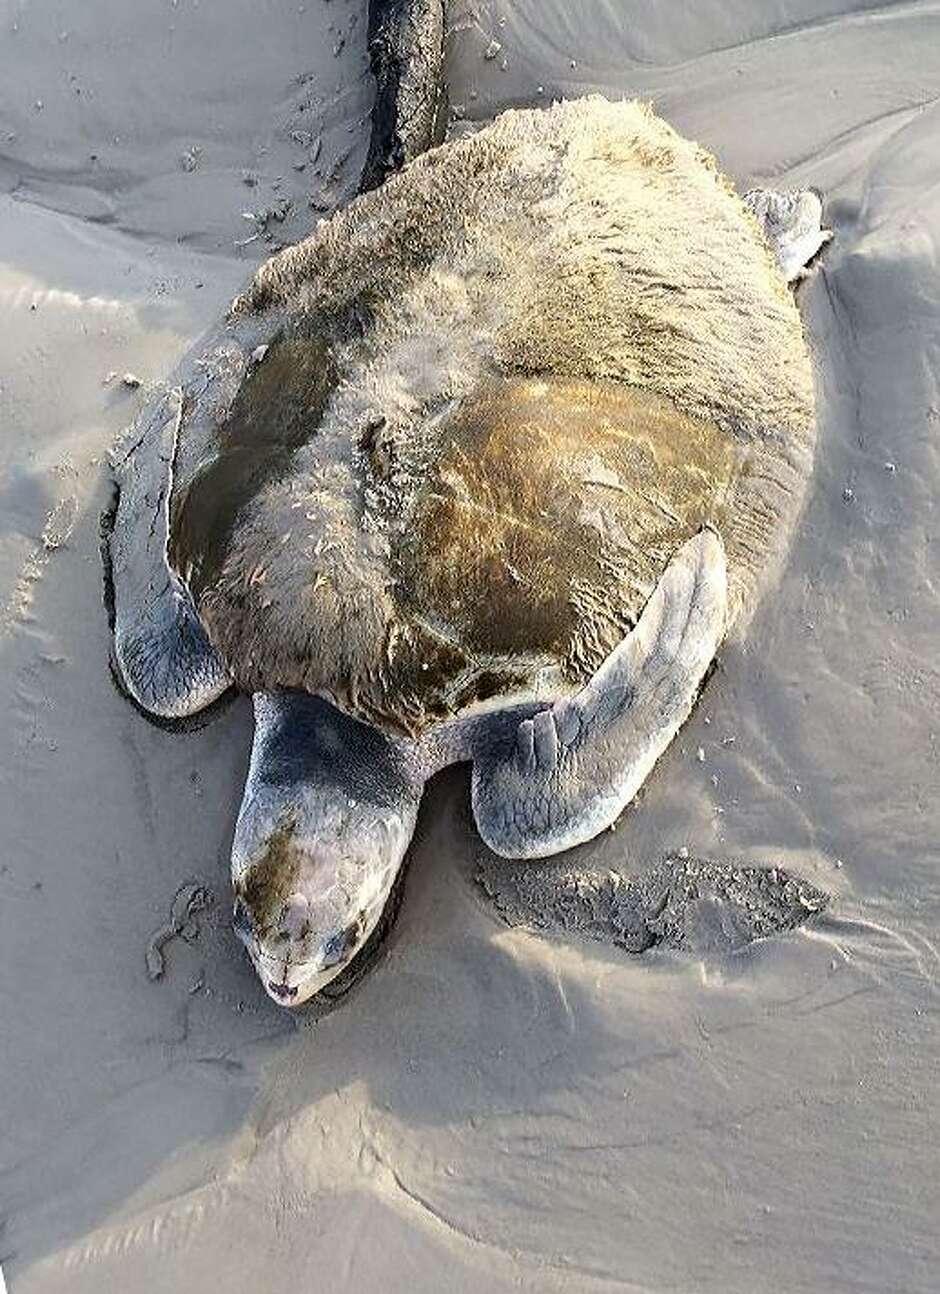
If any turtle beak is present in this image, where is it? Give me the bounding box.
[258,958,349,1007]
[266,978,299,1001]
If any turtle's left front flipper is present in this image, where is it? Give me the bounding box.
[106,390,231,720]
[471,530,727,860]
[360,0,448,192]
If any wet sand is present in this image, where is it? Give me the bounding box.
[2,2,939,1290]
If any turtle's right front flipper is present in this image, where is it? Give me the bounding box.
[106,389,231,720]
[360,0,448,192]
[470,530,728,860]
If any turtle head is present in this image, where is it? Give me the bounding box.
[230,791,415,1006]
[230,692,422,1007]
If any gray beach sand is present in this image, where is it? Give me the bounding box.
[1,2,939,1290]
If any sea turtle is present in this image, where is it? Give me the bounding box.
[106,0,830,1006]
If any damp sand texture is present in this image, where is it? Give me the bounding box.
[2,3,940,1293]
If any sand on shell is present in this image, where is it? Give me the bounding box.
[2,2,940,1291]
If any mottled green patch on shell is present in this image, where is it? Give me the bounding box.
[395,376,742,693]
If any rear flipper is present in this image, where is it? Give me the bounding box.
[743,187,833,282]
[471,530,727,859]
[107,392,230,720]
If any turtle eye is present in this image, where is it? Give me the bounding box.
[321,913,366,967]
[232,897,254,943]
